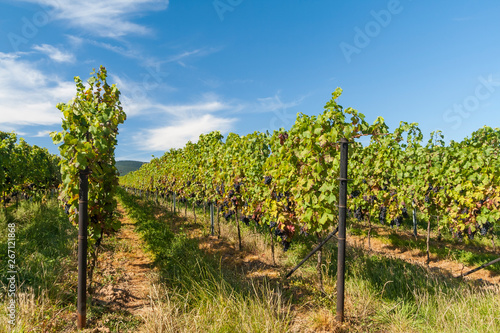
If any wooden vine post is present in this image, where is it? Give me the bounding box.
[77,168,89,329]
[337,138,349,323]
[413,209,418,238]
[210,202,215,236]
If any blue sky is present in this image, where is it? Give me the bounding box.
[1,0,500,161]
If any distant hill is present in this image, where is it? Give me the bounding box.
[116,160,145,176]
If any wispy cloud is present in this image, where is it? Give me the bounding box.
[89,40,219,70]
[0,52,74,126]
[124,98,232,117]
[19,0,169,38]
[256,92,306,112]
[66,35,84,48]
[33,130,53,137]
[112,73,241,117]
[89,40,144,61]
[135,114,236,151]
[160,47,222,66]
[150,98,233,115]
[32,44,75,63]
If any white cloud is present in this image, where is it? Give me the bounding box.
[66,35,84,47]
[152,99,231,115]
[33,130,53,137]
[89,40,144,61]
[19,0,169,38]
[111,74,239,117]
[33,44,74,62]
[110,74,238,151]
[0,52,75,126]
[257,93,305,112]
[136,114,236,151]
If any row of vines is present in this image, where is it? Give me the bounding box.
[0,131,60,205]
[120,88,500,252]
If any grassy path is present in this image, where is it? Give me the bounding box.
[116,189,294,333]
[85,203,154,331]
[117,189,500,333]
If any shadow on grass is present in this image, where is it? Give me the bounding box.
[118,189,254,295]
[319,242,483,303]
[350,218,500,275]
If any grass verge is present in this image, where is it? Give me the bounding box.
[0,199,78,332]
[117,188,293,333]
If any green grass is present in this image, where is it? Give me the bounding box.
[3,191,499,332]
[125,190,500,332]
[117,188,293,333]
[0,199,78,332]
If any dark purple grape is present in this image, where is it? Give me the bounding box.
[402,206,409,219]
[379,206,386,224]
[242,216,250,226]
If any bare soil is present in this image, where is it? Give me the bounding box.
[85,203,154,331]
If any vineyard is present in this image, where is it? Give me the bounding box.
[2,78,500,331]
[0,132,60,205]
[120,88,500,257]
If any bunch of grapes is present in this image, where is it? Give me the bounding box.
[241,216,250,226]
[274,226,285,238]
[379,206,387,224]
[480,222,491,236]
[273,226,292,251]
[364,195,376,204]
[392,215,403,227]
[354,207,363,221]
[264,176,272,185]
[64,203,71,215]
[350,190,361,199]
[401,206,409,219]
[278,132,288,145]
[450,227,464,241]
[223,210,234,221]
[216,184,225,196]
